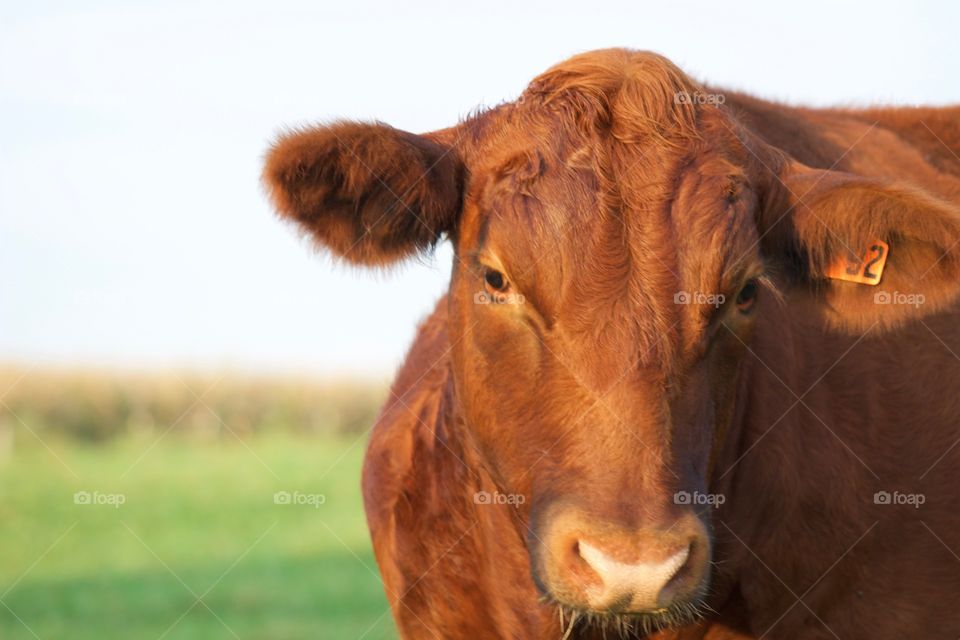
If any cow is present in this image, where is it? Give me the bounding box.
[264,49,960,639]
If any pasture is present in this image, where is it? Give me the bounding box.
[0,369,396,639]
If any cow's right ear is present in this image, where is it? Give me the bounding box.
[758,160,960,331]
[263,122,464,266]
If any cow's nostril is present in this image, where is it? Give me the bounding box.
[657,541,694,595]
[654,539,706,607]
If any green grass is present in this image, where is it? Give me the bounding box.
[0,433,397,639]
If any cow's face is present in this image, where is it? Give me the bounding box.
[441,66,762,625]
[265,49,960,631]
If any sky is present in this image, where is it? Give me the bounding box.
[1,0,958,377]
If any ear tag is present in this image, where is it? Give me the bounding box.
[825,239,889,286]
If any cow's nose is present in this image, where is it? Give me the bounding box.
[537,509,710,613]
[575,539,691,611]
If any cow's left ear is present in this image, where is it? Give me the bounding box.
[760,161,960,331]
[263,121,464,267]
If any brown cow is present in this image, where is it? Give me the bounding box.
[264,49,960,639]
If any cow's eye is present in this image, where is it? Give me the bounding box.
[484,268,507,292]
[735,279,758,312]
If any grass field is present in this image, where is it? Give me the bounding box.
[0,432,397,639]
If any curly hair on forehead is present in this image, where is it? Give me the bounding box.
[522,48,703,146]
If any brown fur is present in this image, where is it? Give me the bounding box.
[265,49,960,639]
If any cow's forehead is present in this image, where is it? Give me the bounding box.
[459,98,757,273]
[453,98,764,367]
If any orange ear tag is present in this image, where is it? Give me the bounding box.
[825,239,889,286]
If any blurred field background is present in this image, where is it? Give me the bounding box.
[0,366,397,639]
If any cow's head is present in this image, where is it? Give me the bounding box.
[264,49,960,631]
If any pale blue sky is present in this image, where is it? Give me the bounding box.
[1,0,957,376]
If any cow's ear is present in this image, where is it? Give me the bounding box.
[759,161,960,331]
[263,122,463,266]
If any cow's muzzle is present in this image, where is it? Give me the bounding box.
[533,507,711,615]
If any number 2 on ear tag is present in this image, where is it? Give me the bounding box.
[825,239,889,286]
